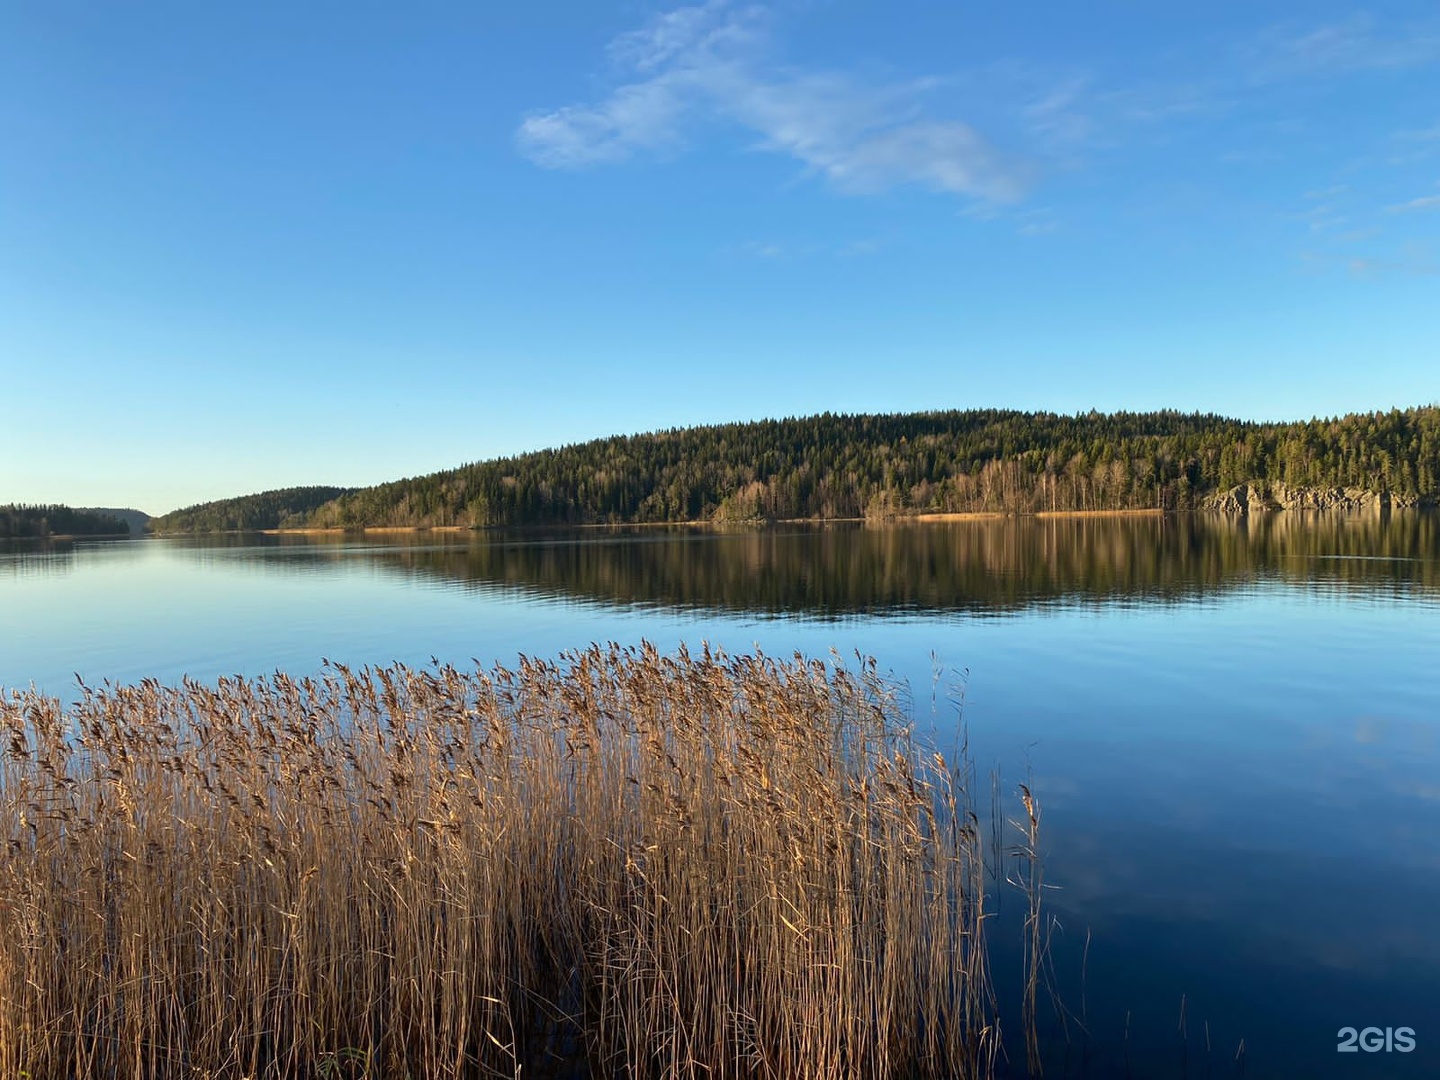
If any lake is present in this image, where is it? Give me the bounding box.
[3,513,1439,1078]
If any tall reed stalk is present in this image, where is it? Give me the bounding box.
[2,643,1006,1079]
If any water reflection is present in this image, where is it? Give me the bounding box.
[169,512,1440,617]
[0,539,81,579]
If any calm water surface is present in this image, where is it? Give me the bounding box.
[4,514,1439,1078]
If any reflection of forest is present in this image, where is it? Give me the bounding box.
[220,512,1440,617]
[0,541,81,579]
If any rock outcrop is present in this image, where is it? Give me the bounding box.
[1203,482,1435,514]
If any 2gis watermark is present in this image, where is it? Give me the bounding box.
[1337,1027,1416,1053]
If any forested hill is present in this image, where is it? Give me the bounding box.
[1,505,131,538]
[78,507,151,536]
[274,406,1439,529]
[149,487,356,533]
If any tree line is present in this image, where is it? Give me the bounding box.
[150,406,1440,531]
[149,487,355,533]
[0,505,131,538]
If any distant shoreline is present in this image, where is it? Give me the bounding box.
[148,501,1437,538]
[141,503,1432,539]
[236,507,1188,536]
[1035,508,1165,519]
[258,525,472,535]
[0,532,133,542]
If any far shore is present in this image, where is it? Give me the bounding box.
[150,502,1425,539]
[1034,508,1165,518]
[1,532,133,542]
[910,511,1010,521]
[899,508,1165,521]
[259,510,1158,534]
[258,525,472,535]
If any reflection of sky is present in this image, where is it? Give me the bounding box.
[4,535,1440,1076]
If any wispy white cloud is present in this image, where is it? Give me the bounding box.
[520,3,1440,246]
[1303,243,1439,278]
[1012,207,1058,237]
[1346,250,1438,277]
[1095,81,1230,126]
[1240,13,1440,80]
[1386,192,1440,212]
[950,60,1234,170]
[605,0,744,73]
[1019,76,1095,150]
[517,78,693,168]
[1303,204,1348,232]
[517,2,1033,203]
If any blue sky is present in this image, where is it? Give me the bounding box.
[3,1,1439,514]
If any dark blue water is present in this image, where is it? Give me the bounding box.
[4,515,1438,1077]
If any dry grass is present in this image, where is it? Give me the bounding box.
[1,643,1007,1079]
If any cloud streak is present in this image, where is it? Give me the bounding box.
[516,2,1033,203]
[1386,192,1440,213]
[1303,243,1439,279]
[1241,13,1440,79]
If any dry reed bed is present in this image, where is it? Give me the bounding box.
[1,643,1001,1079]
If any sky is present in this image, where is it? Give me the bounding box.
[2,1,1439,514]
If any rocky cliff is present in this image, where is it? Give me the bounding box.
[1203,482,1435,513]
